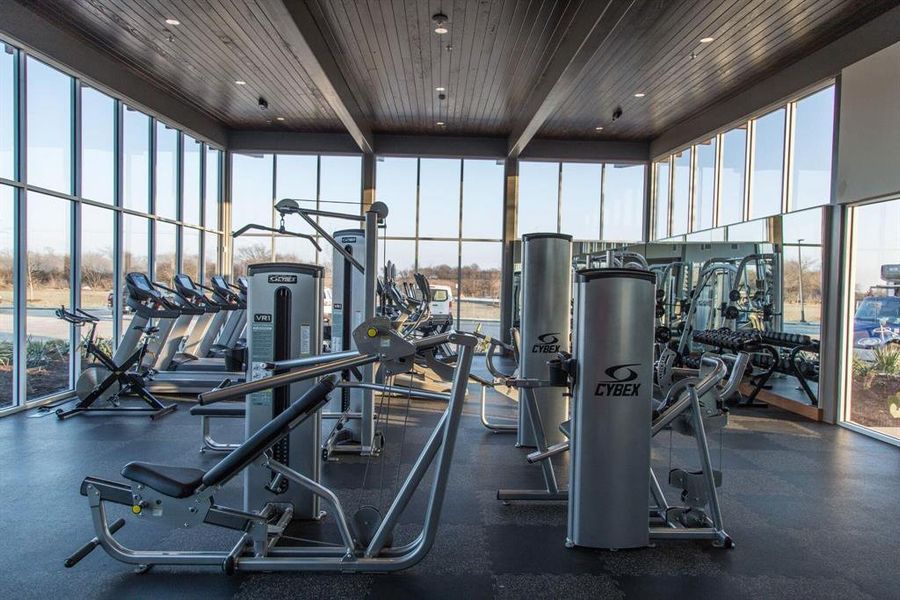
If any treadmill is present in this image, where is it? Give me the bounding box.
[207,275,247,356]
[138,277,245,394]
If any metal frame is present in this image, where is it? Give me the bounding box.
[72,332,479,572]
[0,34,226,415]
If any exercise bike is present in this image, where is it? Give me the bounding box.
[53,306,176,420]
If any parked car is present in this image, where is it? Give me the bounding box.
[853,294,900,350]
[429,284,454,327]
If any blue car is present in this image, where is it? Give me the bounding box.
[853,294,900,349]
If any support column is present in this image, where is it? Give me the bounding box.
[499,157,519,346]
[361,152,375,212]
[818,203,847,424]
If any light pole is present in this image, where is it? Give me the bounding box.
[797,239,806,323]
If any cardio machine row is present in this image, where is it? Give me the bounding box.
[52,272,248,419]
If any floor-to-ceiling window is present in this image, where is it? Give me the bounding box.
[0,37,225,412]
[25,192,71,401]
[375,157,505,338]
[0,185,14,408]
[653,161,670,239]
[230,152,364,292]
[845,198,900,442]
[517,160,647,242]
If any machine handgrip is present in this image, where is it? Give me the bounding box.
[64,518,125,567]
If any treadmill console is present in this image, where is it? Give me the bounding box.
[174,274,202,297]
[126,272,161,301]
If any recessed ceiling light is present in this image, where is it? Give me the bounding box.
[432,13,449,35]
[595,126,604,131]
[276,117,285,121]
[435,86,446,92]
[235,80,246,85]
[634,92,646,98]
[699,36,715,43]
[165,18,180,25]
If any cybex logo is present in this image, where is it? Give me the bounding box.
[254,313,273,323]
[532,332,560,354]
[340,236,358,244]
[595,363,642,397]
[267,274,298,284]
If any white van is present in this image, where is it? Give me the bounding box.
[429,284,453,325]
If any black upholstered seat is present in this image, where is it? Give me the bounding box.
[190,404,245,417]
[121,462,206,499]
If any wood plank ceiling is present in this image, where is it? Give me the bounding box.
[23,0,345,131]
[17,0,900,141]
[538,0,900,139]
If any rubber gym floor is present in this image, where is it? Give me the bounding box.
[1,366,898,600]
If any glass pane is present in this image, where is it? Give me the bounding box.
[121,214,148,335]
[847,198,900,441]
[25,192,71,401]
[275,154,317,236]
[693,139,716,231]
[381,238,416,277]
[685,227,726,242]
[518,161,559,237]
[203,232,219,279]
[727,218,769,242]
[459,242,501,339]
[274,235,317,265]
[27,58,72,193]
[603,164,646,242]
[155,122,178,219]
[418,158,460,239]
[204,147,221,231]
[319,155,361,239]
[462,159,503,239]
[123,107,150,212]
[123,214,149,275]
[80,204,115,343]
[417,240,459,310]
[671,149,691,236]
[720,125,747,225]
[232,153,273,230]
[782,208,822,245]
[154,221,177,283]
[791,86,834,211]
[182,135,201,225]
[182,226,200,281]
[0,45,14,180]
[654,161,670,240]
[782,244,822,335]
[751,108,785,218]
[81,87,115,205]
[233,236,271,279]
[1,186,14,408]
[559,162,601,240]
[376,157,417,238]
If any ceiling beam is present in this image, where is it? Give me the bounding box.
[507,0,635,158]
[260,0,373,154]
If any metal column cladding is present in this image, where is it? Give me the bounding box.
[326,228,367,442]
[245,262,323,519]
[517,233,573,447]
[567,268,656,550]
